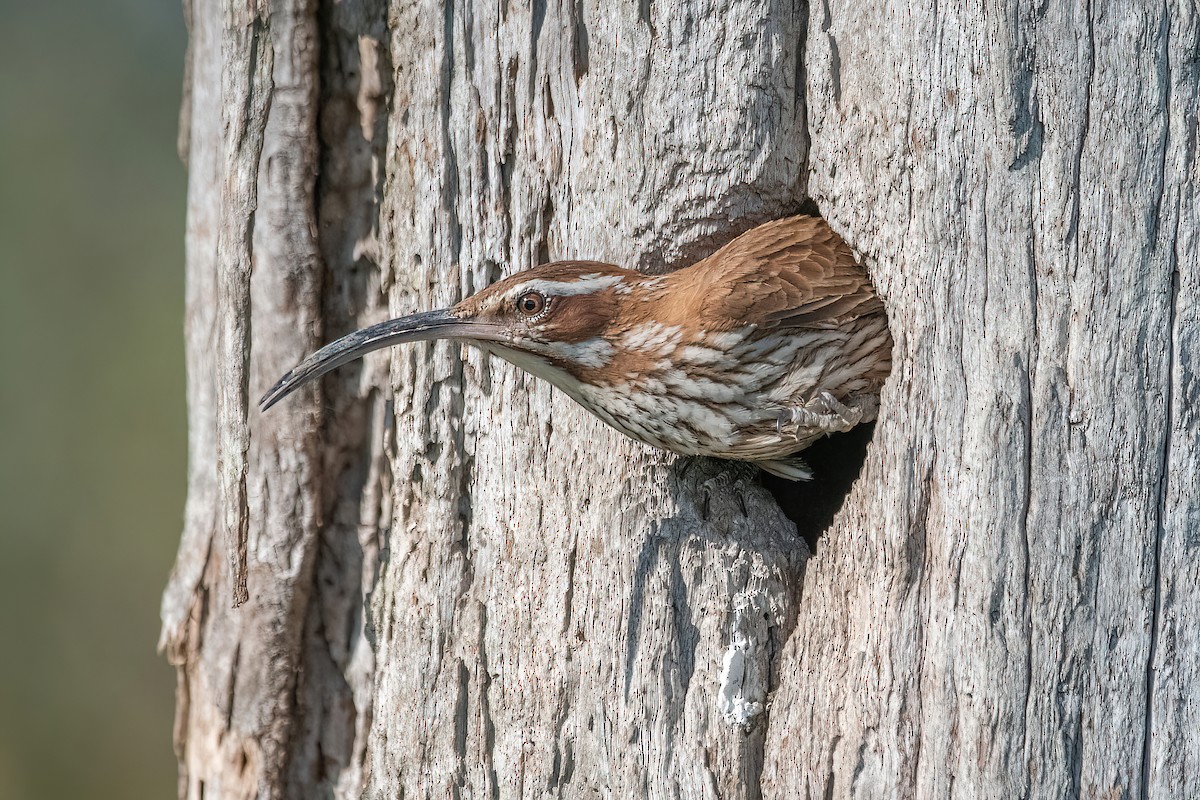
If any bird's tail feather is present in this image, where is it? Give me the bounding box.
[758,457,813,481]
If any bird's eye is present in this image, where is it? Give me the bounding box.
[516,291,547,317]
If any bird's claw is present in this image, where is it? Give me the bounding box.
[777,391,865,438]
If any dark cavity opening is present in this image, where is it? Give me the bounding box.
[758,422,876,552]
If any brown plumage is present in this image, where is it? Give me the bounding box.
[262,215,892,479]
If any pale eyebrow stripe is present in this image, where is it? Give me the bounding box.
[515,275,624,297]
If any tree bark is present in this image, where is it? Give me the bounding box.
[162,0,1199,798]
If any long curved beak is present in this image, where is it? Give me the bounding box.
[260,308,503,410]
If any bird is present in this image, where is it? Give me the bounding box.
[261,215,892,480]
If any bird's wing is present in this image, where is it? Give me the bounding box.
[687,215,883,330]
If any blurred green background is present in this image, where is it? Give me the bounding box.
[0,2,185,798]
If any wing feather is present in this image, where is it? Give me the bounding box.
[680,215,883,331]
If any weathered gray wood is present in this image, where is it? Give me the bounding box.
[358,3,810,798]
[762,1,1199,797]
[163,0,325,797]
[163,0,1199,797]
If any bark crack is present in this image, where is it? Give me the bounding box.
[1142,263,1177,799]
[1141,8,1177,795]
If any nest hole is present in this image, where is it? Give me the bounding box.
[758,422,876,552]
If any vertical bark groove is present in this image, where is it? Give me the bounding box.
[215,5,271,607]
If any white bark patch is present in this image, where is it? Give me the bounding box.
[718,593,773,728]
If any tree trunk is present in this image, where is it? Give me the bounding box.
[162,0,1199,797]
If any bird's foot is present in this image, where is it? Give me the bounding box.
[776,391,865,438]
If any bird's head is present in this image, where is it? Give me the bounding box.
[261,261,640,409]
